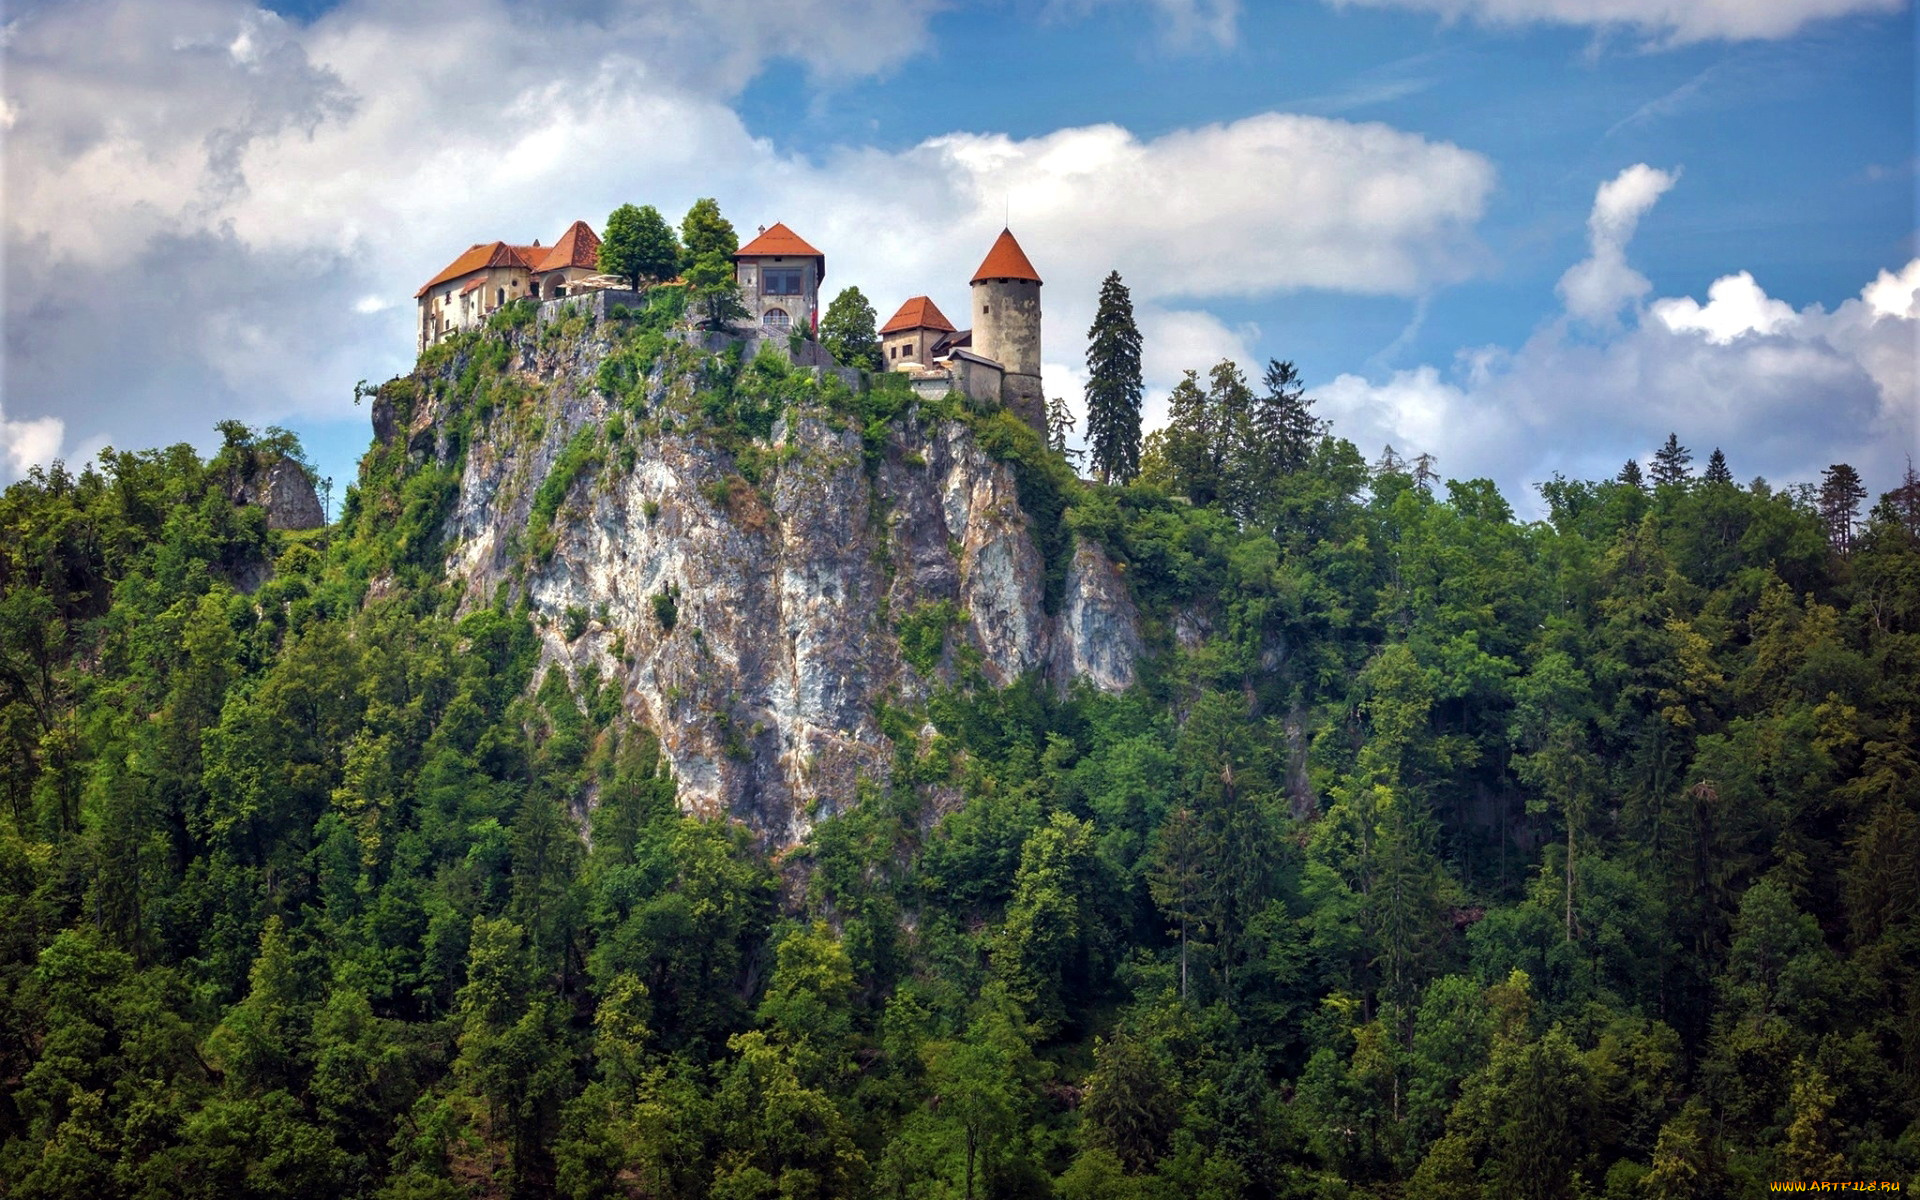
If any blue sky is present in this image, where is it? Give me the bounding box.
[3,0,1915,509]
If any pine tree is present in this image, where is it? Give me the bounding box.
[1872,459,1920,538]
[598,204,679,291]
[1083,271,1143,485]
[1045,395,1081,468]
[1651,433,1692,486]
[1703,447,1732,485]
[1818,462,1868,552]
[1618,458,1645,489]
[1411,452,1440,493]
[1155,370,1220,505]
[819,287,881,371]
[1374,444,1407,477]
[1209,360,1265,522]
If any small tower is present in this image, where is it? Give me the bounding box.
[734,222,826,336]
[969,228,1044,431]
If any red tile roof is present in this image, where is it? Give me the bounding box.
[416,241,527,297]
[737,221,824,259]
[736,221,825,281]
[416,220,601,296]
[536,220,600,272]
[881,295,956,334]
[459,277,485,295]
[970,228,1041,285]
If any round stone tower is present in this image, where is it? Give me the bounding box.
[969,228,1045,431]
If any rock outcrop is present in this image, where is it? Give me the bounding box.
[237,456,325,530]
[391,324,1140,845]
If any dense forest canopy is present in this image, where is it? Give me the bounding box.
[2,296,1917,1199]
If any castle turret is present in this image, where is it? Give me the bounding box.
[969,228,1044,430]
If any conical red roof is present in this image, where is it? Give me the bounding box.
[880,295,956,334]
[535,220,601,272]
[970,228,1041,285]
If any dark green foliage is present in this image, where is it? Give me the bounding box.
[597,203,679,291]
[819,286,882,371]
[1084,270,1143,485]
[651,584,679,632]
[681,197,746,331]
[896,599,961,675]
[1652,431,1693,486]
[3,309,1917,1198]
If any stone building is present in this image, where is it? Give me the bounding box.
[882,228,1046,431]
[734,222,825,336]
[879,295,960,367]
[416,219,604,351]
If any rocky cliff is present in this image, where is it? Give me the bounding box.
[373,310,1140,845]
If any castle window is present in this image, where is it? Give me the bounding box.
[764,269,803,296]
[763,308,791,331]
[497,288,505,306]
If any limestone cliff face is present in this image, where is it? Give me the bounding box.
[388,324,1140,845]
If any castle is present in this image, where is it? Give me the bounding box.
[416,218,1045,428]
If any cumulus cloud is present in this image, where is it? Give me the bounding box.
[0,404,66,480]
[1,0,1493,484]
[1319,169,1919,508]
[1651,271,1799,342]
[1327,0,1907,44]
[1557,164,1677,325]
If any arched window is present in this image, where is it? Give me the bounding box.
[763,307,791,331]
[497,287,506,306]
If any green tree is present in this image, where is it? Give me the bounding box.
[1702,447,1733,485]
[1819,461,1867,552]
[994,811,1108,1035]
[598,203,680,291]
[818,286,882,371]
[680,198,746,330]
[1651,432,1692,486]
[1081,1031,1178,1173]
[1084,271,1144,485]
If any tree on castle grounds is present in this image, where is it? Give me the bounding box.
[681,198,747,330]
[820,287,882,371]
[1083,271,1143,485]
[598,204,680,292]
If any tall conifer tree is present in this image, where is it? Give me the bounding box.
[1819,462,1868,552]
[1651,433,1693,486]
[1084,271,1143,485]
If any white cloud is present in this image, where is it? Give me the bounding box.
[0,403,66,480]
[1557,163,1677,325]
[1651,271,1798,342]
[1,0,1494,483]
[1863,259,1920,319]
[1318,169,1919,508]
[1327,0,1906,43]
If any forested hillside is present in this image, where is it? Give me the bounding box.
[2,301,1916,1199]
